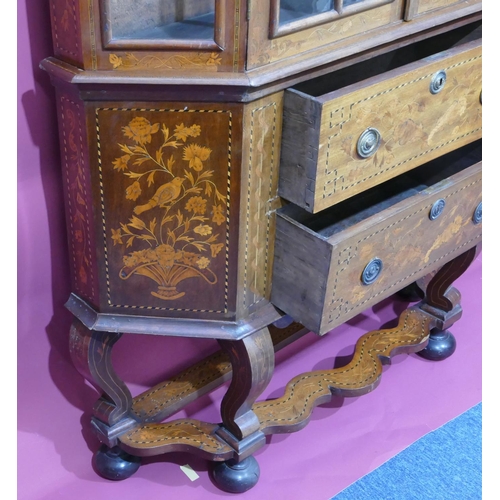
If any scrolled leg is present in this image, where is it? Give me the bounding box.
[211,327,274,492]
[69,318,137,449]
[217,327,275,444]
[417,246,480,361]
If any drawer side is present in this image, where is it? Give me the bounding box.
[279,91,323,211]
[271,216,332,333]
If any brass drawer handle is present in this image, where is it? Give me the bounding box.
[472,202,482,224]
[361,258,383,285]
[430,70,447,94]
[429,199,446,220]
[357,128,381,158]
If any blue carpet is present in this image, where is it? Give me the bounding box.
[331,403,482,499]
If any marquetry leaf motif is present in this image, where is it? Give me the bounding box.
[109,52,222,70]
[111,118,227,301]
[63,105,92,292]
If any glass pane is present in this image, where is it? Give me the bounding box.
[343,0,367,6]
[278,0,375,26]
[109,0,215,41]
[279,1,333,24]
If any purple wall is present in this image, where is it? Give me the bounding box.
[18,0,77,412]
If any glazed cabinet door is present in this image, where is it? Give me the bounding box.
[247,0,404,70]
[270,0,395,38]
[101,0,221,50]
[270,0,395,37]
[49,0,245,72]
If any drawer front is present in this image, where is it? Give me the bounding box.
[271,161,482,335]
[279,40,482,213]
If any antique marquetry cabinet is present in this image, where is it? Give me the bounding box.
[42,0,482,493]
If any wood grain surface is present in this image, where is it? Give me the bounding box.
[119,419,235,459]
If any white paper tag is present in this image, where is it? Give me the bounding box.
[180,464,200,482]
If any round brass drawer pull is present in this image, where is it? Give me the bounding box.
[430,70,447,94]
[429,199,446,220]
[472,202,482,224]
[357,128,381,158]
[361,258,383,285]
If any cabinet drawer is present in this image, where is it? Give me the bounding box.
[271,142,482,335]
[279,38,482,213]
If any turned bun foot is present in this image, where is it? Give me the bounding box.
[417,328,457,361]
[210,456,260,493]
[93,445,141,481]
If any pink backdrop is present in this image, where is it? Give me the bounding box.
[18,2,482,499]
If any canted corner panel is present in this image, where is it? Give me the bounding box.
[312,45,482,213]
[58,94,98,305]
[238,95,284,315]
[320,170,482,334]
[94,106,233,317]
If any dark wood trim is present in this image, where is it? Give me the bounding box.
[65,293,282,340]
[40,11,481,105]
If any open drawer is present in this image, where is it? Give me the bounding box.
[278,33,482,213]
[271,141,482,335]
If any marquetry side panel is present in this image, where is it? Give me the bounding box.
[87,103,243,320]
[55,91,99,307]
[236,93,284,316]
[49,0,84,67]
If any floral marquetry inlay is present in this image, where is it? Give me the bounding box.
[108,52,222,71]
[60,96,96,302]
[96,109,233,314]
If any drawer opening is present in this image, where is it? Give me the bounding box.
[279,140,481,239]
[291,21,481,98]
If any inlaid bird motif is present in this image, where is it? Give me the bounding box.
[134,177,185,215]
